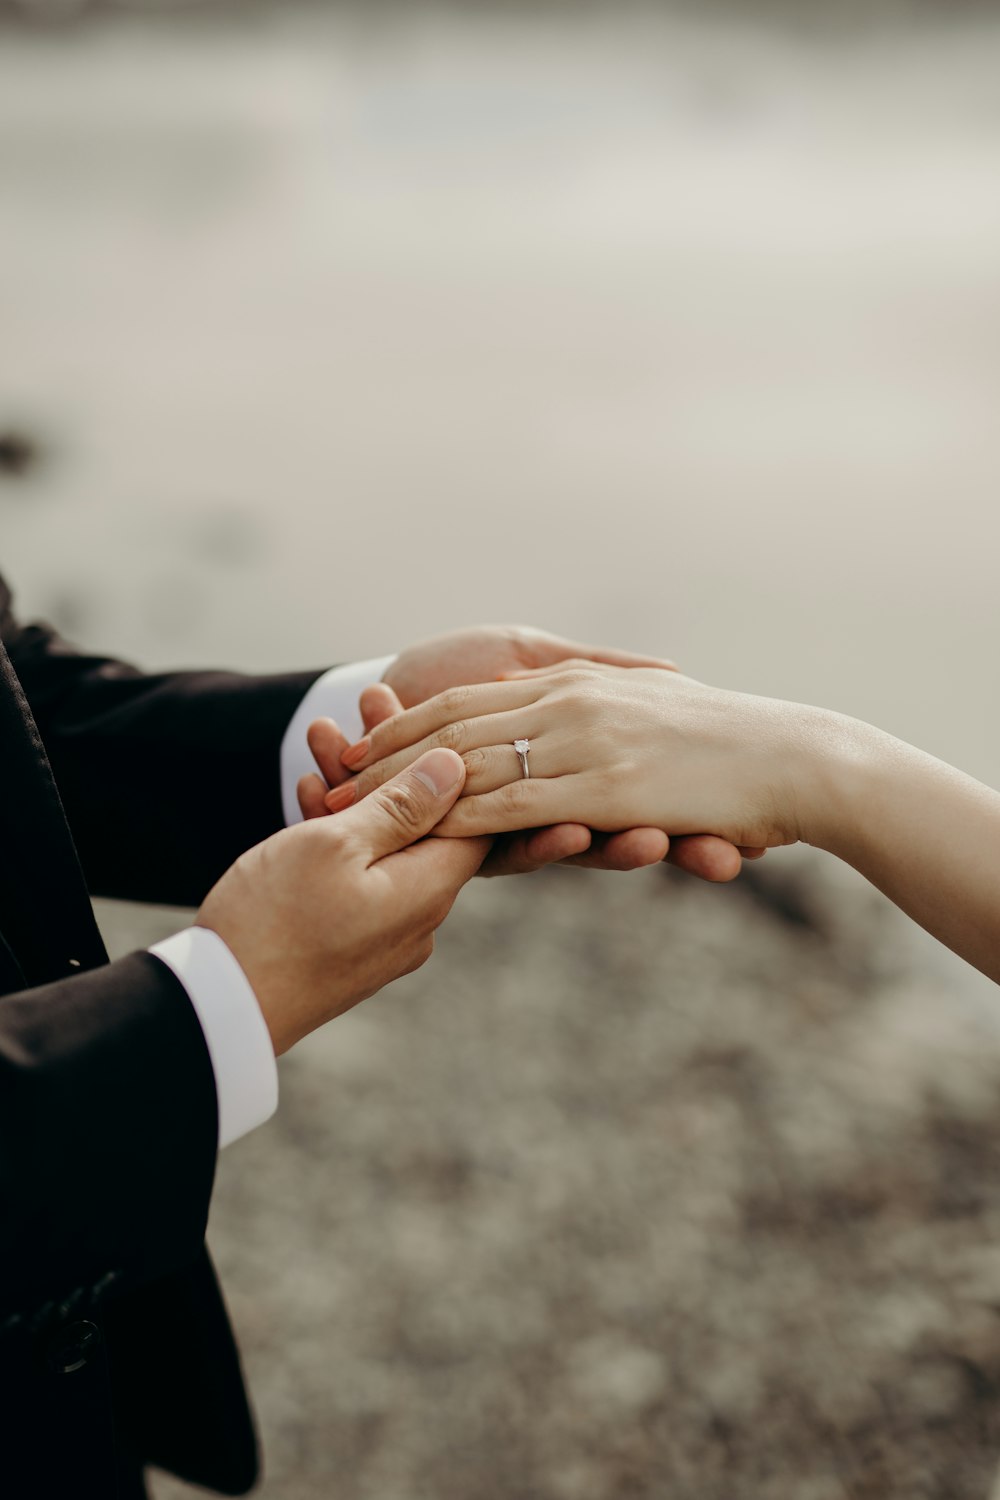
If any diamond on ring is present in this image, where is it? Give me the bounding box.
[513,738,531,779]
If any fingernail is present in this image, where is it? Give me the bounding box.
[325,782,357,812]
[412,748,463,797]
[341,737,370,768]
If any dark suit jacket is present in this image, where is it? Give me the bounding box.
[0,573,322,1498]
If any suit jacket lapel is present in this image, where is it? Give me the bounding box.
[0,637,107,989]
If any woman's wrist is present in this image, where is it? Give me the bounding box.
[792,707,896,859]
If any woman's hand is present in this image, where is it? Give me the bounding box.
[310,663,1000,988]
[330,664,827,852]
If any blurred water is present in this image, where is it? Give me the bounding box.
[1,0,998,793]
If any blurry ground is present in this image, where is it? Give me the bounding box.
[98,855,1000,1500]
[4,2,1000,1496]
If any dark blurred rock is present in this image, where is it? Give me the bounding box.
[0,429,40,479]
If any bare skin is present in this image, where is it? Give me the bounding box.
[302,681,763,883]
[197,749,489,1057]
[296,625,760,881]
[329,662,1000,987]
[195,627,752,1063]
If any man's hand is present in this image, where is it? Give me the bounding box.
[198,748,487,1056]
[382,625,678,710]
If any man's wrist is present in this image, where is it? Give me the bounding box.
[149,927,279,1148]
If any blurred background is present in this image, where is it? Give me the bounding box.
[3,2,1000,1496]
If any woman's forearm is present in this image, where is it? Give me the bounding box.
[802,712,1000,984]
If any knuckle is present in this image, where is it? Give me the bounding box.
[311,817,347,856]
[324,818,349,849]
[376,780,427,834]
[462,746,487,778]
[499,778,531,816]
[558,664,598,687]
[436,718,467,752]
[440,684,470,718]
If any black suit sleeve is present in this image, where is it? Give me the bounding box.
[0,950,218,1327]
[0,577,324,906]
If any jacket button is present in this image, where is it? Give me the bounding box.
[48,1319,101,1375]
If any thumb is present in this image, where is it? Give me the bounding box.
[347,747,467,863]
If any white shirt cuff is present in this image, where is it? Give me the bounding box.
[149,927,278,1150]
[280,656,396,827]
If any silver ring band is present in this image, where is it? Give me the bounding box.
[513,738,531,779]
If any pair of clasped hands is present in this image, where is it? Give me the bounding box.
[199,620,1000,1063]
[300,629,770,876]
[197,624,841,1059]
[198,625,774,1058]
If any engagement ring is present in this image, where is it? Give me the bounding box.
[513,739,531,780]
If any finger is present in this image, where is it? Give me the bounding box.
[306,717,353,789]
[433,778,579,839]
[437,739,554,799]
[435,790,740,875]
[667,835,743,883]
[298,773,332,821]
[738,846,768,860]
[360,681,404,731]
[560,827,670,871]
[585,645,679,672]
[342,748,468,864]
[394,831,493,893]
[490,824,667,874]
[531,637,680,673]
[339,712,546,805]
[501,654,676,681]
[500,659,613,682]
[341,680,543,771]
[480,824,593,877]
